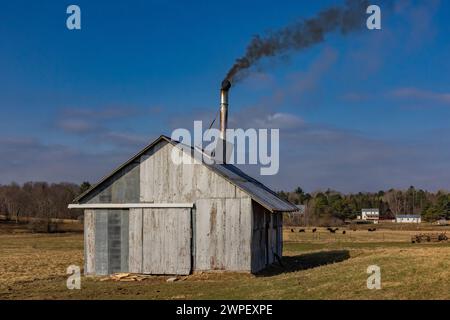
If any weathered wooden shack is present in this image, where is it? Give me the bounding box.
[69,135,298,275]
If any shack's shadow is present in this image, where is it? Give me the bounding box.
[256,250,350,277]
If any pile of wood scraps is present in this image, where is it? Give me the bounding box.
[99,273,188,282]
[100,273,153,282]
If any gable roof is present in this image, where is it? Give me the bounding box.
[74,135,298,212]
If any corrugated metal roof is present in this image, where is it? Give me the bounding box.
[205,162,298,212]
[74,135,298,212]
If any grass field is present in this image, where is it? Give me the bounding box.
[1,225,450,300]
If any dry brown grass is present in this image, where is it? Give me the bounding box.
[1,226,450,300]
[0,234,83,290]
[284,227,449,243]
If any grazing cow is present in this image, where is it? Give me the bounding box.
[291,229,295,233]
[312,228,317,233]
[299,229,306,233]
[368,228,377,232]
[328,227,339,233]
[342,231,346,235]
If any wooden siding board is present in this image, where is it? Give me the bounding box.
[194,198,251,272]
[277,214,283,257]
[191,207,196,270]
[139,154,153,202]
[142,208,191,275]
[140,143,238,203]
[250,201,283,273]
[94,210,109,275]
[268,213,275,265]
[86,163,140,204]
[111,164,140,203]
[120,210,129,272]
[194,200,211,270]
[251,202,268,273]
[84,210,95,275]
[225,199,239,269]
[212,199,225,270]
[142,209,153,273]
[128,208,143,273]
[239,197,252,271]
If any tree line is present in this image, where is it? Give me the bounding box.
[278,186,450,225]
[1,182,449,225]
[0,182,91,222]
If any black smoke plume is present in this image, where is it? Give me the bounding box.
[224,0,370,84]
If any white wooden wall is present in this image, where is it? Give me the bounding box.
[195,198,252,271]
[139,141,253,272]
[143,208,191,275]
[139,142,248,202]
[128,208,143,273]
[128,207,191,275]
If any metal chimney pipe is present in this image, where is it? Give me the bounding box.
[220,80,231,140]
[220,80,231,163]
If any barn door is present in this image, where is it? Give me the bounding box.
[107,210,129,274]
[142,208,191,275]
[93,209,129,275]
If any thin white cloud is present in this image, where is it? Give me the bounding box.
[391,87,450,105]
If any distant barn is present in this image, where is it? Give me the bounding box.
[396,214,422,224]
[69,135,297,275]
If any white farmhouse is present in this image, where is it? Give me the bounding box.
[360,209,380,224]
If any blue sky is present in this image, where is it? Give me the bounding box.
[1,0,449,192]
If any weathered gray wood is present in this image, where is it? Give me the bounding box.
[249,201,284,273]
[120,210,129,272]
[191,207,197,270]
[140,142,243,203]
[251,202,269,273]
[225,198,239,270]
[95,210,109,275]
[239,197,252,271]
[195,198,252,272]
[84,210,95,275]
[128,208,143,273]
[277,214,283,258]
[268,213,275,265]
[86,163,140,204]
[194,200,211,270]
[142,208,191,275]
[195,199,221,270]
